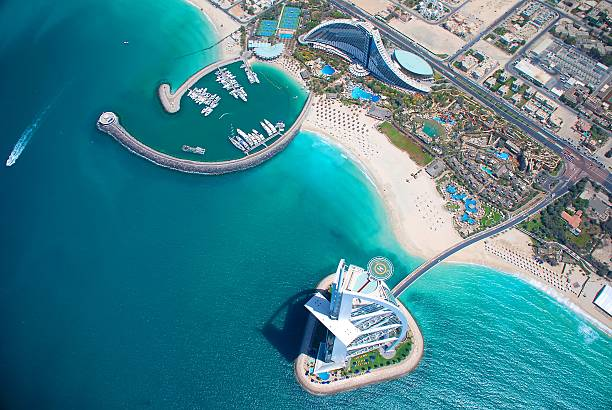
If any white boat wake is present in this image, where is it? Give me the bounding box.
[5,102,54,167]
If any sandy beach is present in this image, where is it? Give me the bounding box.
[300,95,612,334]
[186,0,242,59]
[303,96,463,258]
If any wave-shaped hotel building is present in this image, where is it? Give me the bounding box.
[304,258,410,374]
[299,19,432,93]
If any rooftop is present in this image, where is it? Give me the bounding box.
[393,50,434,77]
[253,43,285,59]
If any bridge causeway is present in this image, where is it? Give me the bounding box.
[392,185,570,297]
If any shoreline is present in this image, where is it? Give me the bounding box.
[300,95,612,336]
[185,0,241,60]
[187,3,611,336]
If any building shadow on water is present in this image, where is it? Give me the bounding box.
[260,288,319,363]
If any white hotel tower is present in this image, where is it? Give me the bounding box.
[305,258,410,374]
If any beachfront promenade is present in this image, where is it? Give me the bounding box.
[392,179,572,296]
[158,55,244,113]
[97,92,311,174]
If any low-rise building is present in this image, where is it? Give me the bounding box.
[426,158,446,178]
[366,105,392,120]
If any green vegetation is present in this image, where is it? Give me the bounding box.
[345,338,413,374]
[379,122,433,166]
[480,204,503,227]
[493,27,508,36]
[447,202,460,212]
[520,179,611,277]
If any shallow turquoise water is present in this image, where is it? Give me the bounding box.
[120,61,308,162]
[0,1,610,409]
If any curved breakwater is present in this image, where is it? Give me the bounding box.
[158,55,244,113]
[97,93,311,174]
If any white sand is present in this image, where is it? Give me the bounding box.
[460,0,522,36]
[303,96,463,258]
[301,95,612,334]
[352,0,394,16]
[186,0,242,59]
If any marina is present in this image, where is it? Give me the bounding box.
[152,60,309,162]
[241,62,260,84]
[186,87,220,117]
[229,119,286,155]
[215,67,247,102]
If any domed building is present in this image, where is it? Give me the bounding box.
[393,49,434,81]
[299,19,431,93]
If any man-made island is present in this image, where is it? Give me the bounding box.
[295,258,424,395]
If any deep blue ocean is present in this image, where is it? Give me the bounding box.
[0,1,610,409]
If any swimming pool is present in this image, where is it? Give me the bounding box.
[321,64,335,76]
[481,165,493,175]
[433,115,456,126]
[318,372,330,380]
[496,152,510,160]
[351,86,380,102]
[422,121,440,138]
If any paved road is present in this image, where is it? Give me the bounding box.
[330,0,612,192]
[449,0,532,61]
[392,175,574,296]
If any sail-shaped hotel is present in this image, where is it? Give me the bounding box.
[299,19,432,93]
[304,258,410,374]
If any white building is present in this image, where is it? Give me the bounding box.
[304,258,409,374]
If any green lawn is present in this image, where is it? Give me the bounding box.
[480,204,503,227]
[522,215,544,233]
[379,122,433,166]
[345,338,413,375]
[566,229,591,249]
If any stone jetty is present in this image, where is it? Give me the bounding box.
[97,93,311,175]
[158,55,244,113]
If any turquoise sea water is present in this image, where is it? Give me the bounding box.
[121,61,308,162]
[0,1,610,409]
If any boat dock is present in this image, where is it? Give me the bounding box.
[158,55,245,114]
[229,119,286,155]
[215,67,247,102]
[241,62,260,84]
[96,93,311,175]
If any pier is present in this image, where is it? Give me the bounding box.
[158,55,245,113]
[97,93,311,175]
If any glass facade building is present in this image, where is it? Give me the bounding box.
[300,20,431,93]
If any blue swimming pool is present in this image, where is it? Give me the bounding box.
[461,213,476,225]
[321,64,335,76]
[481,165,493,175]
[496,152,510,160]
[318,372,330,380]
[433,115,456,126]
[351,86,380,102]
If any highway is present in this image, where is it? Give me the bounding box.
[330,0,612,192]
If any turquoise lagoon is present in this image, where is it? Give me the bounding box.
[0,1,610,409]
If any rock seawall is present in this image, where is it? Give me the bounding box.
[96,93,311,175]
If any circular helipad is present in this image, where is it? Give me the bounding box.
[367,257,394,281]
